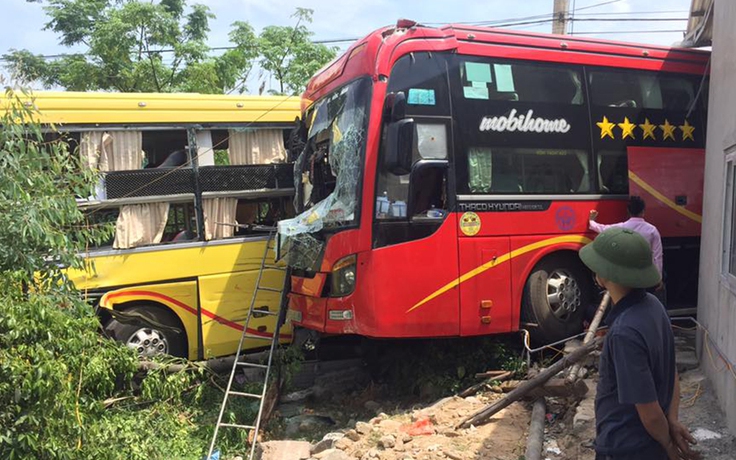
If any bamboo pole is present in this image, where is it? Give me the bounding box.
[566,292,610,383]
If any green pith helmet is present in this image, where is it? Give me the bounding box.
[579,227,661,289]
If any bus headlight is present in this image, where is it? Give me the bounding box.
[330,254,357,297]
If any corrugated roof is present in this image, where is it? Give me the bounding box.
[684,0,714,47]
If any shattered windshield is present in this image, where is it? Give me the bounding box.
[278,78,371,270]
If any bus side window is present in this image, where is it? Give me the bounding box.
[588,69,698,111]
[143,130,190,168]
[467,147,589,195]
[164,203,196,242]
[598,150,629,194]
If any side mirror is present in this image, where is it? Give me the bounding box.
[407,160,448,219]
[385,119,415,175]
[383,91,407,122]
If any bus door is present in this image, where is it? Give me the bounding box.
[370,51,461,337]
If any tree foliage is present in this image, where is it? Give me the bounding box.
[4,0,256,93]
[4,1,337,95]
[258,8,338,95]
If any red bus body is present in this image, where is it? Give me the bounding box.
[282,23,709,342]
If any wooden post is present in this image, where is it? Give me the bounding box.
[457,336,602,429]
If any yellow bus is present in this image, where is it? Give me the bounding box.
[22,91,301,360]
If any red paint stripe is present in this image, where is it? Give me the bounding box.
[104,290,292,339]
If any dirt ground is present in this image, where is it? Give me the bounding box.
[269,330,736,460]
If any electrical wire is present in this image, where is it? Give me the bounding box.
[519,316,736,394]
[573,29,685,35]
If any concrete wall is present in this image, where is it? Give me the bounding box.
[697,0,736,435]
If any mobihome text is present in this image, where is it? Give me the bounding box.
[479,109,571,134]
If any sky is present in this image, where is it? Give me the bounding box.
[0,0,696,92]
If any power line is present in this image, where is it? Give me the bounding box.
[573,10,689,16]
[574,0,623,12]
[573,29,685,35]
[1,8,688,64]
[572,17,687,22]
[488,17,687,30]
[0,37,359,62]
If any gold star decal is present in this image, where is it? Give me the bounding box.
[618,117,636,140]
[597,116,615,139]
[679,120,695,141]
[639,118,656,140]
[660,119,676,141]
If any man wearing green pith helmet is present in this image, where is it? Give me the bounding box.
[579,227,700,460]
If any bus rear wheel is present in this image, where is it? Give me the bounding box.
[104,305,187,358]
[521,254,591,345]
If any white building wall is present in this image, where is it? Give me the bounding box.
[698,0,736,434]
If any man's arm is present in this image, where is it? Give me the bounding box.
[668,371,681,421]
[668,372,700,458]
[588,209,618,233]
[635,402,678,457]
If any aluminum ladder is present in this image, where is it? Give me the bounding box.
[206,230,291,460]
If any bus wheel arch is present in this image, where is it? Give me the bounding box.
[521,251,593,345]
[104,301,188,358]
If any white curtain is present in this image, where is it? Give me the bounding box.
[79,130,168,249]
[203,198,238,240]
[228,129,286,165]
[80,131,143,172]
[113,202,170,249]
[80,132,107,170]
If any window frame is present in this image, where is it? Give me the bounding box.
[451,55,594,197]
[721,146,736,292]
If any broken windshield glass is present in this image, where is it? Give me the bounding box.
[278,78,371,270]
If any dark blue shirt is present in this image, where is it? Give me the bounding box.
[595,289,676,456]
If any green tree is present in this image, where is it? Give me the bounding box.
[3,0,258,93]
[258,8,338,96]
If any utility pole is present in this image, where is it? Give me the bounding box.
[552,0,570,35]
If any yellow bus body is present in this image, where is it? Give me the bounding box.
[21,91,301,359]
[68,237,290,360]
[8,91,301,125]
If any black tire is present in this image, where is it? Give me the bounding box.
[104,304,187,358]
[521,254,592,345]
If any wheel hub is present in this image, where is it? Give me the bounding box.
[546,269,582,320]
[125,328,169,357]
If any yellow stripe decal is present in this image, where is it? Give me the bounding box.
[628,170,702,224]
[406,235,592,313]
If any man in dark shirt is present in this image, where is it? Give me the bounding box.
[579,228,699,460]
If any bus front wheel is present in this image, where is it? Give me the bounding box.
[521,254,591,344]
[104,305,187,358]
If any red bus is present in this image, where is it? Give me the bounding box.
[278,20,709,344]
